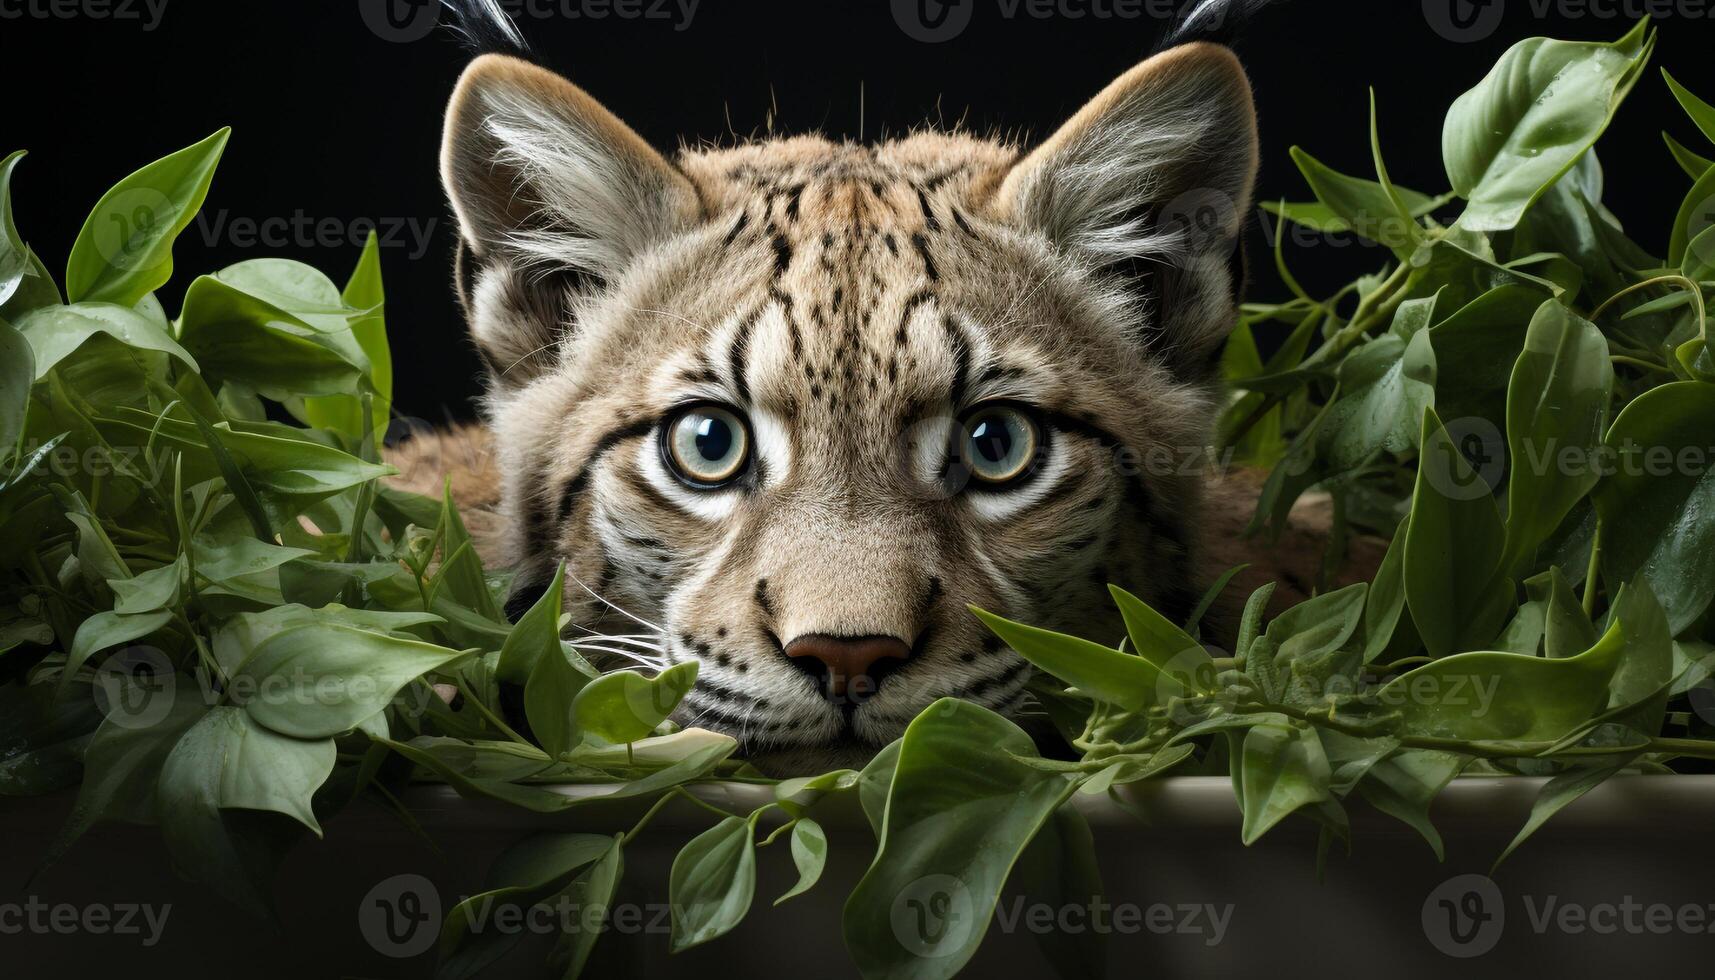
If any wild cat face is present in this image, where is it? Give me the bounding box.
[440,43,1257,768]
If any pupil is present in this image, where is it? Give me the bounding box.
[972,417,1013,464]
[694,417,732,462]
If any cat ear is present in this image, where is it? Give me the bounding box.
[996,42,1258,377]
[441,54,700,385]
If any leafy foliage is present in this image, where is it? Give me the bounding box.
[3,20,1715,980]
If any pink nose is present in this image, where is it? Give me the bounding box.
[783,634,912,698]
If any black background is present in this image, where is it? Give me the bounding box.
[9,0,1715,422]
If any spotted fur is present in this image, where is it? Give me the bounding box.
[426,43,1366,770]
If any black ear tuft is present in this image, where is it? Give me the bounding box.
[441,0,530,54]
[1159,0,1284,50]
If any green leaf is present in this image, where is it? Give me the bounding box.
[155,708,317,833]
[1320,328,1436,471]
[63,509,129,592]
[1668,146,1715,267]
[47,679,207,864]
[524,639,589,759]
[1443,22,1653,231]
[0,247,62,321]
[1237,716,1331,845]
[436,830,622,980]
[61,609,174,695]
[1185,563,1248,638]
[497,562,567,684]
[109,554,185,614]
[774,769,860,812]
[1235,582,1275,661]
[775,818,828,905]
[66,128,230,306]
[550,836,624,979]
[1078,742,1196,794]
[1262,184,1450,238]
[1363,514,1410,664]
[1605,579,1674,732]
[1663,132,1714,181]
[571,661,698,746]
[210,604,442,678]
[1663,70,1715,149]
[192,535,312,584]
[96,409,391,498]
[1492,759,1632,870]
[0,151,28,306]
[1012,804,1106,980]
[1538,567,1598,660]
[1259,582,1368,690]
[0,682,102,797]
[1404,407,1511,657]
[0,317,33,460]
[1499,302,1614,577]
[1106,584,1210,687]
[1356,750,1465,859]
[1377,619,1626,741]
[843,699,1075,980]
[176,260,370,402]
[1592,382,1715,632]
[669,815,757,952]
[16,302,197,379]
[1418,281,1555,425]
[969,606,1171,712]
[300,233,392,441]
[157,705,332,916]
[1287,146,1421,253]
[434,482,504,622]
[857,739,901,837]
[379,733,733,813]
[231,623,466,738]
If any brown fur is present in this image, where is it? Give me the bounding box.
[426,43,1381,768]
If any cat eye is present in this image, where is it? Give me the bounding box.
[957,404,1043,487]
[662,403,752,488]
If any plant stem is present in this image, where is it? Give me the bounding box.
[759,817,799,847]
[1610,355,1674,374]
[1582,532,1603,618]
[621,788,680,845]
[1251,701,1715,762]
[455,677,532,746]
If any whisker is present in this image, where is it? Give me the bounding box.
[566,569,665,635]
